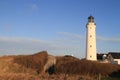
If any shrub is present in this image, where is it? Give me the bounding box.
[13,51,48,74]
[55,56,120,77]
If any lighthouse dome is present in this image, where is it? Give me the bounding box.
[88,15,94,22]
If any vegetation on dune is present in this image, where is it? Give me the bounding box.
[0,55,36,75]
[13,51,48,74]
[0,73,95,80]
[55,56,120,76]
[0,51,120,80]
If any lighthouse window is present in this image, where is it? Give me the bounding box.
[90,45,92,47]
[90,35,92,37]
[90,27,92,29]
[90,56,92,58]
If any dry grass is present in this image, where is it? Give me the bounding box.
[0,73,95,80]
[0,51,120,80]
[55,56,120,76]
[13,51,48,74]
[0,73,37,80]
[0,55,36,75]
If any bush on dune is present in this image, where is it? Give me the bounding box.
[13,51,48,74]
[1,51,120,79]
[55,56,120,77]
[14,52,120,77]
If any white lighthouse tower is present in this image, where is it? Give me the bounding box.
[86,16,97,60]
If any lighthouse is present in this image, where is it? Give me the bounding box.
[86,16,97,60]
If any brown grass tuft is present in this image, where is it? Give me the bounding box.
[55,56,120,77]
[13,51,48,74]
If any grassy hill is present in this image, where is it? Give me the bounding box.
[0,51,120,80]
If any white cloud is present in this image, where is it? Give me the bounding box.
[0,35,82,58]
[1,32,119,58]
[0,36,50,43]
[58,32,120,43]
[97,36,120,42]
[0,36,52,54]
[59,32,120,42]
[58,32,85,40]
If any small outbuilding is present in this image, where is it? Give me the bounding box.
[97,52,120,65]
[108,52,120,64]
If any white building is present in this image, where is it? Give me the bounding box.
[86,16,97,61]
[97,52,120,65]
[107,52,120,65]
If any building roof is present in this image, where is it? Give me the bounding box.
[108,52,120,59]
[97,54,108,60]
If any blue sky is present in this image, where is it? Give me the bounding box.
[0,0,120,58]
